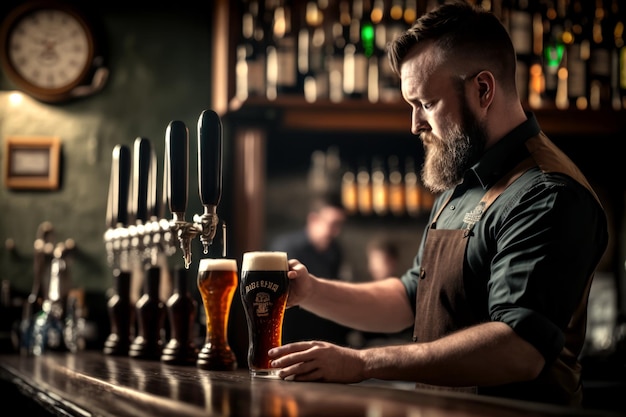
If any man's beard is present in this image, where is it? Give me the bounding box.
[421,99,487,193]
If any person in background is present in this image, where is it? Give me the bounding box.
[366,236,400,282]
[269,192,351,346]
[268,2,608,408]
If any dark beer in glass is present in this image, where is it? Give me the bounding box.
[240,251,289,378]
[196,258,238,371]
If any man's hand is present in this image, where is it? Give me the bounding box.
[268,341,367,383]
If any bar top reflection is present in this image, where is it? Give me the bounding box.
[0,352,617,417]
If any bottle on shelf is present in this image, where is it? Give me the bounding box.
[266,1,298,100]
[509,0,534,104]
[343,0,369,99]
[371,155,389,216]
[341,166,358,215]
[387,155,405,217]
[299,1,329,102]
[236,0,266,102]
[608,0,625,110]
[588,0,612,110]
[404,156,421,218]
[356,157,373,216]
[565,0,591,110]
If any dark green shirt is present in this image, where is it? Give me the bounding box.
[401,113,608,363]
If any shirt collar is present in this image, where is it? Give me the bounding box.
[467,111,540,189]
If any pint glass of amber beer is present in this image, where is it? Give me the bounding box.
[240,251,289,378]
[196,258,238,371]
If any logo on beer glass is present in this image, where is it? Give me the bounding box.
[254,292,271,316]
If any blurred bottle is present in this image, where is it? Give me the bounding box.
[343,0,369,99]
[387,155,405,217]
[608,0,625,110]
[371,155,388,216]
[236,0,266,102]
[341,166,358,215]
[357,158,373,216]
[266,1,298,99]
[566,0,591,110]
[404,156,421,217]
[588,0,612,110]
[509,0,533,103]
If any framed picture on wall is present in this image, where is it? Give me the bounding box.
[3,136,61,190]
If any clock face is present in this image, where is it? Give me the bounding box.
[7,9,90,90]
[0,2,100,102]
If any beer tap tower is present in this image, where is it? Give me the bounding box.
[103,109,224,364]
[166,109,224,269]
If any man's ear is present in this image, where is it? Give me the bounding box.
[476,70,495,108]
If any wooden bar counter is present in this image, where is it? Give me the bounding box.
[0,351,622,417]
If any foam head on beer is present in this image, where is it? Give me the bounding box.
[199,257,238,272]
[241,251,288,271]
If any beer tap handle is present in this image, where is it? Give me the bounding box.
[166,121,189,219]
[166,120,195,268]
[132,137,152,225]
[149,146,160,220]
[198,109,223,207]
[105,145,130,269]
[107,145,131,228]
[196,109,223,254]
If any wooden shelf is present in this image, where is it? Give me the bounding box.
[224,96,626,137]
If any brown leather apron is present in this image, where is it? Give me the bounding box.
[412,133,601,404]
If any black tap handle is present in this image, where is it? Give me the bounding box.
[149,147,160,219]
[197,110,223,207]
[131,137,152,224]
[166,121,189,215]
[106,144,131,228]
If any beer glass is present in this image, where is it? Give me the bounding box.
[196,258,238,371]
[240,251,289,378]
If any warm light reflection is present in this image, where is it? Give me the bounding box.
[8,91,25,106]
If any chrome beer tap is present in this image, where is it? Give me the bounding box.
[104,145,131,272]
[103,144,133,356]
[166,110,224,269]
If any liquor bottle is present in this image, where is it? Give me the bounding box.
[343,0,369,99]
[541,1,559,106]
[236,0,266,102]
[527,2,546,109]
[308,149,328,193]
[266,1,298,99]
[509,0,533,103]
[608,0,624,110]
[404,156,421,217]
[567,0,591,110]
[403,0,417,25]
[387,155,405,217]
[588,0,612,110]
[378,0,405,102]
[356,158,373,216]
[299,1,328,102]
[341,167,358,215]
[371,155,388,216]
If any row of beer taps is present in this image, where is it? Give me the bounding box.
[104,109,224,274]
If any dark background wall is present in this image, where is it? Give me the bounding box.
[0,0,214,294]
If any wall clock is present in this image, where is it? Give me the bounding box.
[0,1,108,103]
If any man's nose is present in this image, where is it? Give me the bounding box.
[411,111,429,136]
